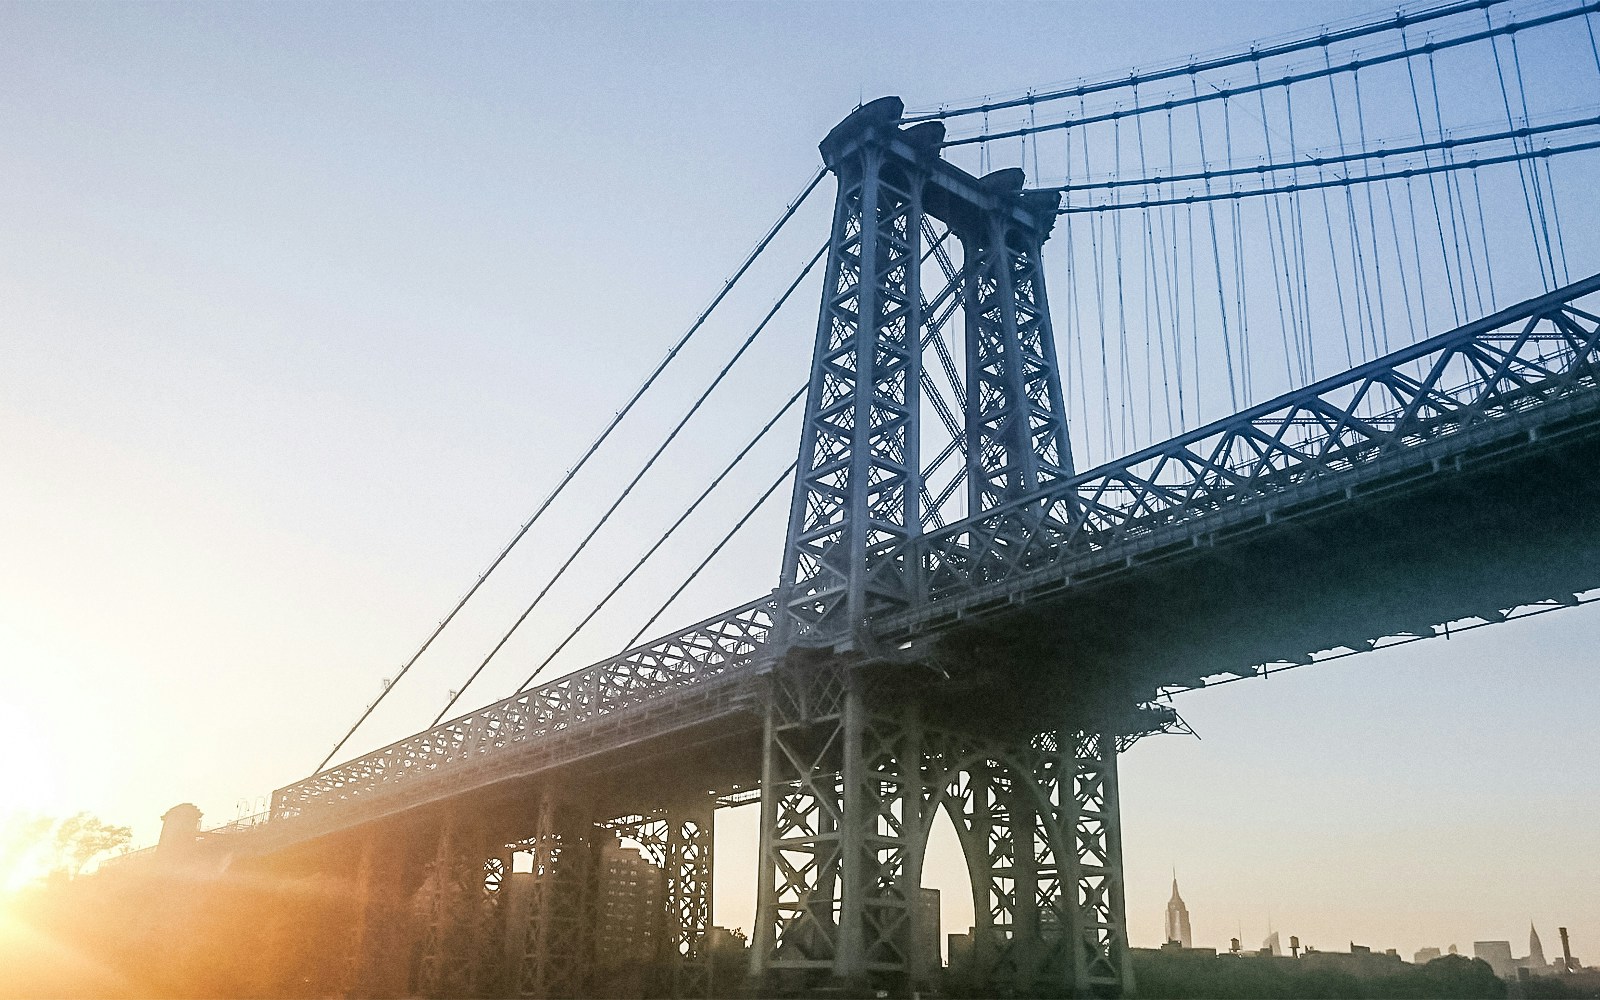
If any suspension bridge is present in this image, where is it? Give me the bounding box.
[146,2,1600,997]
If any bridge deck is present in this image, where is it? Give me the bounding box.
[255,274,1600,851]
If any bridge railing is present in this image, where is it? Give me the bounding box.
[890,273,1600,620]
[270,596,778,820]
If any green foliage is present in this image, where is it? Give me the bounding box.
[1131,950,1507,1000]
[1521,972,1600,999]
[0,812,132,888]
[51,813,133,878]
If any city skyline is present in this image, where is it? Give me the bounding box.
[2,0,1597,973]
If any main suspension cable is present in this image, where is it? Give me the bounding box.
[938,4,1598,148]
[515,385,806,693]
[902,0,1513,123]
[428,241,828,725]
[1052,139,1600,212]
[1052,114,1600,194]
[624,462,798,650]
[312,167,826,773]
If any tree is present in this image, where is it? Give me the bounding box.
[51,813,132,878]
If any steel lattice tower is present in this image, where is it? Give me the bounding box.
[756,97,1128,997]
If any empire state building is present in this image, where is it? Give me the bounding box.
[1165,879,1193,948]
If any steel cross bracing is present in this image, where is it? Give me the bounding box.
[271,155,1600,842]
[962,177,1075,513]
[270,598,777,826]
[880,271,1600,642]
[413,817,503,998]
[776,103,929,643]
[778,96,1072,648]
[236,87,1600,1000]
[746,661,1130,996]
[934,731,1128,996]
[268,283,1600,838]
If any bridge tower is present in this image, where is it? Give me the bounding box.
[757,98,1129,997]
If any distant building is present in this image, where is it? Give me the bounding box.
[595,837,662,969]
[702,925,750,990]
[157,803,202,856]
[947,929,973,970]
[703,926,746,953]
[914,887,940,979]
[1300,942,1405,980]
[1528,923,1549,971]
[1164,880,1192,948]
[1261,930,1281,957]
[1414,946,1442,965]
[1474,940,1516,979]
[946,928,975,992]
[1558,927,1585,973]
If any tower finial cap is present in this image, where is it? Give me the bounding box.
[820,96,905,166]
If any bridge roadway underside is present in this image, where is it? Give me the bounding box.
[255,421,1600,879]
[913,427,1600,738]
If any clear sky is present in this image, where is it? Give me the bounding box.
[2,0,1597,962]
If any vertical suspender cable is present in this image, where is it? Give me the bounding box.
[1323,49,1380,362]
[1192,75,1240,413]
[1423,46,1484,317]
[1359,62,1422,348]
[1401,173,1435,335]
[1081,97,1116,458]
[1348,64,1395,355]
[1486,16,1553,291]
[1308,75,1356,372]
[1510,27,1565,286]
[1404,31,1467,323]
[1112,109,1137,447]
[1538,153,1571,286]
[1284,79,1317,380]
[1135,100,1176,438]
[1469,166,1499,312]
[1164,105,1189,429]
[1256,61,1305,388]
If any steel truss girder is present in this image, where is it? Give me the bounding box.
[271,281,1600,849]
[750,660,1128,996]
[272,598,776,823]
[890,272,1600,627]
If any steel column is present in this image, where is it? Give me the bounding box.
[751,662,924,994]
[929,730,1129,997]
[339,830,416,999]
[413,816,499,998]
[779,99,927,645]
[963,200,1073,515]
[662,800,715,998]
[514,793,597,998]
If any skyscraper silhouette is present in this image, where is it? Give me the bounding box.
[1165,879,1193,948]
[1530,924,1548,969]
